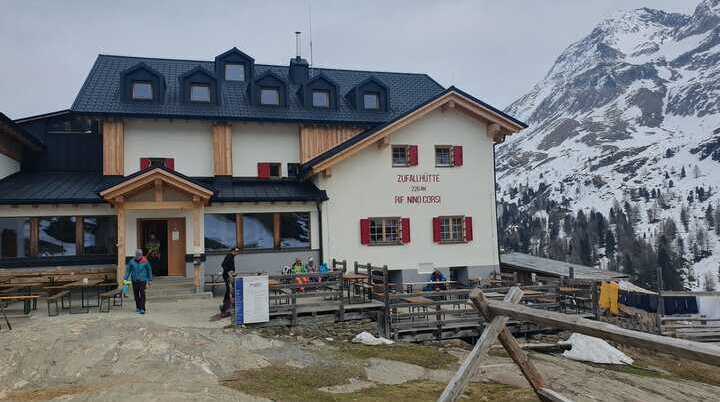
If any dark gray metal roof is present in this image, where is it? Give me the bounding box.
[71,54,445,124]
[0,172,326,204]
[501,252,628,281]
[0,112,45,150]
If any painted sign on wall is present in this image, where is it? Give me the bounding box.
[394,173,442,204]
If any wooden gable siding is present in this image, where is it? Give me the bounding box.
[102,119,124,175]
[212,122,233,176]
[299,125,366,163]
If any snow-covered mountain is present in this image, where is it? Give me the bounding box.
[498,0,720,289]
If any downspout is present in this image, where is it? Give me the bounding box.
[316,200,324,264]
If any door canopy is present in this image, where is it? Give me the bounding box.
[99,167,214,208]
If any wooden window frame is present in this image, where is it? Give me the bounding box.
[11,215,118,259]
[438,215,466,243]
[392,145,410,167]
[205,212,312,253]
[367,217,403,246]
[435,145,453,168]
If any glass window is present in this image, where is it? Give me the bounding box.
[204,214,237,251]
[363,92,380,110]
[190,84,211,102]
[38,217,76,257]
[435,146,452,167]
[440,216,464,242]
[243,214,274,249]
[287,163,300,178]
[0,217,31,258]
[84,216,117,255]
[280,213,310,249]
[392,145,409,167]
[132,81,153,100]
[312,90,330,108]
[225,63,245,81]
[260,87,280,105]
[369,218,400,245]
[269,163,281,177]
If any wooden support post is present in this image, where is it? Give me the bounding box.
[485,299,720,367]
[438,287,524,402]
[75,216,84,256]
[273,213,281,249]
[470,288,545,393]
[192,197,203,292]
[116,199,126,284]
[154,178,163,202]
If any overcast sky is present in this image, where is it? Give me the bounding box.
[0,0,699,119]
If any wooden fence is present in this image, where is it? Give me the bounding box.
[267,271,345,325]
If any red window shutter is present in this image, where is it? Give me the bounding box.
[465,216,473,242]
[360,219,370,245]
[140,158,151,170]
[408,145,418,166]
[433,217,441,243]
[453,146,463,166]
[164,158,175,171]
[401,218,411,243]
[257,162,270,179]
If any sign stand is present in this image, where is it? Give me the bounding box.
[235,275,270,325]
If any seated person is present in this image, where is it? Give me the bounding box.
[424,268,447,291]
[292,257,309,286]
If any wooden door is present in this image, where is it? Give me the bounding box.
[167,218,186,276]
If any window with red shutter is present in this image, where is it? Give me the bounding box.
[452,146,463,166]
[408,145,418,166]
[401,218,411,243]
[464,216,473,242]
[164,158,175,171]
[257,162,270,179]
[360,219,370,245]
[140,158,151,170]
[432,217,441,243]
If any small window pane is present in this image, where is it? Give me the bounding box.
[190,84,211,102]
[260,88,280,105]
[392,146,409,166]
[435,146,452,167]
[369,218,400,244]
[0,217,31,258]
[440,216,464,242]
[269,163,281,177]
[280,213,310,249]
[38,217,76,257]
[312,90,330,108]
[364,93,380,110]
[132,82,153,100]
[243,214,274,249]
[84,216,117,255]
[225,63,245,81]
[204,214,237,251]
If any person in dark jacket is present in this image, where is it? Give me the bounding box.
[124,249,153,314]
[220,247,240,317]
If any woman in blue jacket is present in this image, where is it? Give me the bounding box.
[124,249,153,314]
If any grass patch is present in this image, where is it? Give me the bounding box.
[337,342,457,369]
[621,347,720,386]
[223,366,537,402]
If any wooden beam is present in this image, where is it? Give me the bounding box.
[192,198,202,254]
[485,299,720,367]
[116,202,126,284]
[213,122,233,175]
[75,216,84,256]
[537,388,575,402]
[322,168,332,178]
[273,213,281,249]
[29,217,39,256]
[438,288,524,402]
[102,119,124,175]
[124,201,195,210]
[470,289,545,393]
[154,178,163,202]
[236,213,243,249]
[376,136,390,149]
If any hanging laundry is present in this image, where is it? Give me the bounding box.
[663,296,699,315]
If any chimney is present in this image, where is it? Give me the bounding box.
[289,31,309,84]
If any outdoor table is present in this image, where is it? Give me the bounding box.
[403,281,456,293]
[342,273,368,301]
[522,290,545,296]
[63,279,103,314]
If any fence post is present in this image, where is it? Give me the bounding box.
[591,281,599,320]
[338,271,345,322]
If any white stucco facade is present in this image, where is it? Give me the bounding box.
[124,119,214,176]
[232,123,299,177]
[0,153,20,180]
[316,108,499,271]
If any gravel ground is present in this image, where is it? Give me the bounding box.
[1,298,720,401]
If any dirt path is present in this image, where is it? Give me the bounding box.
[1,299,719,401]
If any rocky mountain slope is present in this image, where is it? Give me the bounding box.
[497,0,720,289]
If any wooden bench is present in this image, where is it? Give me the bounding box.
[45,290,71,317]
[0,295,40,315]
[99,287,124,313]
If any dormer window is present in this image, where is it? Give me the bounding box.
[132,81,153,100]
[225,63,245,81]
[260,87,280,106]
[190,84,211,102]
[312,90,330,108]
[363,92,380,110]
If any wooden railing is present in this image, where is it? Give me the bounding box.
[267,271,345,325]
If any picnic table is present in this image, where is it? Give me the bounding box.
[62,279,103,314]
[403,281,456,293]
[343,273,368,301]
